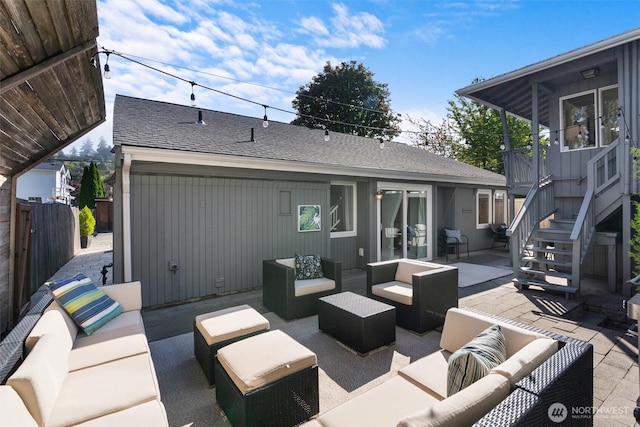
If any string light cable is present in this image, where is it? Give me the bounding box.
[91,48,634,150]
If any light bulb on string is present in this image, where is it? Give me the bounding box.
[190,82,196,107]
[103,52,111,79]
[262,105,269,128]
[554,131,559,145]
[324,129,330,142]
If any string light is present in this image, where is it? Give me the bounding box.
[379,138,384,149]
[190,82,196,107]
[262,105,269,128]
[103,52,111,79]
[324,129,330,142]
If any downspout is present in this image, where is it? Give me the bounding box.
[500,108,516,224]
[122,153,132,281]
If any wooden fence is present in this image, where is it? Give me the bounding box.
[26,203,78,295]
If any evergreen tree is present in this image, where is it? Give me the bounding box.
[78,165,93,209]
[77,161,105,209]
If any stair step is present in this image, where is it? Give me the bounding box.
[533,236,573,245]
[536,228,571,235]
[528,245,572,255]
[522,257,572,268]
[517,279,579,295]
[519,266,573,280]
[574,312,608,327]
[549,219,576,231]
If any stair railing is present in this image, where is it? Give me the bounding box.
[507,175,556,280]
[587,138,620,195]
[570,189,595,290]
[502,146,547,189]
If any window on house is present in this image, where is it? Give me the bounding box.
[560,91,596,150]
[560,86,619,151]
[330,182,356,237]
[476,189,491,229]
[599,85,619,146]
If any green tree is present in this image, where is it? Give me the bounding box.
[80,138,95,158]
[291,61,401,139]
[77,161,105,209]
[447,78,538,174]
[405,116,457,158]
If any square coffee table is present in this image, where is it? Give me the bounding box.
[318,291,395,355]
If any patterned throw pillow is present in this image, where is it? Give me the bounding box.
[48,273,123,335]
[294,254,324,280]
[447,324,506,396]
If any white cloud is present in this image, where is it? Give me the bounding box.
[300,3,386,49]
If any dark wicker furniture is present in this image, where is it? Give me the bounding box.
[318,292,396,355]
[470,308,594,426]
[194,307,269,386]
[366,260,458,334]
[215,361,319,427]
[262,257,342,321]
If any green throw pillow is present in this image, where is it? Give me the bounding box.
[294,254,323,280]
[447,324,506,396]
[48,273,123,335]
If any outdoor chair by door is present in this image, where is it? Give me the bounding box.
[490,223,509,250]
[444,229,469,261]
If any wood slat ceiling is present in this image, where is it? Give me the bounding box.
[0,0,105,177]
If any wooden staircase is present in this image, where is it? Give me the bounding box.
[518,219,578,298]
[509,138,625,299]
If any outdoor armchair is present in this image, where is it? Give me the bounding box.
[263,256,342,321]
[443,228,469,260]
[490,223,510,250]
[366,259,458,333]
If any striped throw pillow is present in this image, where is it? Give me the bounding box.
[48,273,123,336]
[447,324,506,396]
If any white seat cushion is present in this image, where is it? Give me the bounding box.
[0,386,37,427]
[398,374,510,427]
[73,399,168,427]
[372,281,413,305]
[195,304,269,345]
[295,278,336,297]
[217,330,316,395]
[49,353,161,427]
[395,259,436,283]
[317,376,440,427]
[490,337,558,386]
[398,349,451,399]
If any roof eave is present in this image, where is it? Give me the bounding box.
[456,28,640,97]
[118,145,505,187]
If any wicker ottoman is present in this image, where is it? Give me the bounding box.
[215,330,319,427]
[194,305,269,386]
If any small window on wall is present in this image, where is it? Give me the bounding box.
[476,189,491,229]
[560,91,596,151]
[600,85,619,146]
[330,182,356,237]
[493,191,506,225]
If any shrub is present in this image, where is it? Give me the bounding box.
[79,206,96,237]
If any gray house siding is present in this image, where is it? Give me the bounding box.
[330,237,357,270]
[129,172,329,307]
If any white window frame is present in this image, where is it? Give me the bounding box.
[559,86,619,152]
[598,84,619,146]
[476,189,492,229]
[330,181,357,238]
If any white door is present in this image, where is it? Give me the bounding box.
[377,184,432,261]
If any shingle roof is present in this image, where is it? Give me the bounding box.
[113,95,505,186]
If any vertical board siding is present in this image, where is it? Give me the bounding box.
[0,176,12,333]
[130,174,329,307]
[331,236,357,269]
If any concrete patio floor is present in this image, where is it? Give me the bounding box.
[46,232,639,426]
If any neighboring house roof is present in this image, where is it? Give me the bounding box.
[456,28,640,126]
[113,95,506,187]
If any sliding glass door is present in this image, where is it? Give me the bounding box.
[377,184,432,261]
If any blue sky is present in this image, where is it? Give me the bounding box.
[77,0,640,150]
